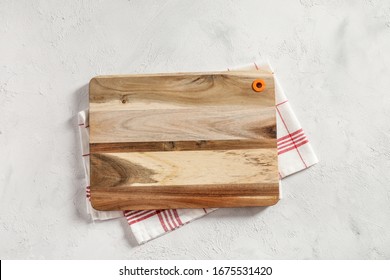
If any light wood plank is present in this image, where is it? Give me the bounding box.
[89,71,274,109]
[90,107,276,143]
[90,149,278,188]
[89,71,275,144]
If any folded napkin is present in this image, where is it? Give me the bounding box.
[78,61,318,244]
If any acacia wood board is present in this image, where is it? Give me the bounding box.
[89,71,279,210]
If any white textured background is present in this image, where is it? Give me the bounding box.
[1,0,390,259]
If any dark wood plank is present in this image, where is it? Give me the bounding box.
[90,183,280,210]
[90,138,276,153]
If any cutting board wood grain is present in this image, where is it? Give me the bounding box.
[89,71,279,210]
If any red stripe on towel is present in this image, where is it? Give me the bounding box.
[157,210,169,232]
[173,209,183,226]
[278,135,307,150]
[277,131,305,147]
[167,210,178,228]
[276,107,307,168]
[277,128,304,143]
[278,140,309,155]
[162,210,174,230]
[276,100,288,107]
[126,210,154,221]
[129,211,157,225]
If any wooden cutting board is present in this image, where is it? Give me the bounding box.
[89,71,279,210]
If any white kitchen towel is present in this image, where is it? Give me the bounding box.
[78,61,318,244]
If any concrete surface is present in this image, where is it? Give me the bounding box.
[1,0,390,259]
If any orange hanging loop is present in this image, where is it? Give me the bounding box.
[252,79,266,92]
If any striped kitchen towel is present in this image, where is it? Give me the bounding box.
[77,61,318,244]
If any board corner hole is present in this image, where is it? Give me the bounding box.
[252,79,266,92]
